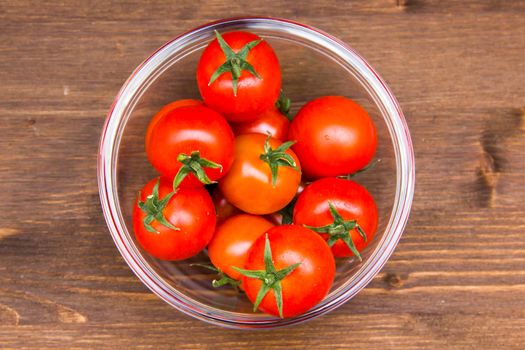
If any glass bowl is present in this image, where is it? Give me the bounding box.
[98,17,415,329]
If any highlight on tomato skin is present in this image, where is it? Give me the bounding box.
[196,31,281,121]
[132,177,216,261]
[293,177,378,259]
[288,95,377,179]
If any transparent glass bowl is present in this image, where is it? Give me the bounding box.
[98,17,415,329]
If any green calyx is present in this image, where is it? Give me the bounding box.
[304,202,367,261]
[275,91,291,119]
[278,195,298,225]
[173,151,223,190]
[137,178,179,233]
[208,30,262,96]
[191,263,241,290]
[232,234,301,318]
[259,134,299,187]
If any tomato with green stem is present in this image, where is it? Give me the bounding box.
[293,178,378,259]
[208,214,274,281]
[145,104,235,189]
[132,177,216,260]
[233,225,335,318]
[288,96,377,179]
[232,93,291,141]
[219,133,301,215]
[196,31,281,121]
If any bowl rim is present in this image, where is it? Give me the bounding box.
[98,16,415,329]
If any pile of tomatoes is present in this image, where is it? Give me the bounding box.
[133,30,378,318]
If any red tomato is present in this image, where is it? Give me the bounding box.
[133,177,216,260]
[235,225,335,318]
[219,134,301,215]
[288,96,377,179]
[145,99,202,149]
[196,31,281,121]
[232,107,289,141]
[208,214,274,281]
[293,178,378,259]
[209,185,241,224]
[146,104,235,188]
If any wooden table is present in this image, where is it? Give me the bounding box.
[1,1,524,348]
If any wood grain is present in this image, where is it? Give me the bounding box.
[1,0,524,349]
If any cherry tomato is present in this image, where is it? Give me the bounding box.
[232,107,289,141]
[293,178,378,259]
[145,99,202,149]
[235,225,335,318]
[196,31,281,121]
[133,177,216,260]
[208,214,274,281]
[209,185,241,224]
[146,104,235,188]
[219,134,301,215]
[288,96,377,179]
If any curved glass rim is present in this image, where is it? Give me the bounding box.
[98,17,415,329]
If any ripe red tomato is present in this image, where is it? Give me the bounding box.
[209,185,241,224]
[133,177,216,260]
[196,31,281,121]
[232,106,290,141]
[219,134,301,215]
[145,99,202,149]
[288,96,377,179]
[234,225,335,318]
[293,178,378,259]
[208,214,274,281]
[231,94,291,141]
[146,104,235,188]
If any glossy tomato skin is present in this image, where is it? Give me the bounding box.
[232,106,290,141]
[288,96,377,179]
[219,134,301,215]
[145,99,202,149]
[133,177,216,260]
[196,31,281,121]
[209,185,241,224]
[208,214,274,281]
[146,105,235,187]
[242,225,335,318]
[293,178,378,258]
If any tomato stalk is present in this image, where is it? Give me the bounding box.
[277,195,298,225]
[233,234,301,318]
[275,91,291,119]
[191,263,241,290]
[342,159,381,179]
[137,178,179,233]
[173,151,223,190]
[208,30,262,96]
[304,202,367,261]
[259,134,299,187]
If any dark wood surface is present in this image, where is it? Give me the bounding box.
[1,1,525,349]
